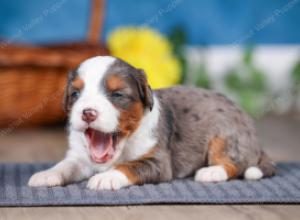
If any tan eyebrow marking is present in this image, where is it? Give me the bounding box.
[106,74,125,91]
[72,77,84,90]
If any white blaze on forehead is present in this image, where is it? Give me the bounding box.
[77,56,116,88]
[69,56,119,133]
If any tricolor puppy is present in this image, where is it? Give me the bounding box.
[28,56,276,190]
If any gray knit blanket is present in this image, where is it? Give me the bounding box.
[0,162,299,206]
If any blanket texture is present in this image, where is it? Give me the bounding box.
[0,163,299,206]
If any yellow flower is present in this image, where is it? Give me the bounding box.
[107,27,181,89]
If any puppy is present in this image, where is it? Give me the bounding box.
[28,56,276,190]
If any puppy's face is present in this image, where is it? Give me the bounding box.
[64,56,153,164]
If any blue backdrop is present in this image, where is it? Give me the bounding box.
[0,0,299,45]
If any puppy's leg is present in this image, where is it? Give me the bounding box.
[244,151,276,180]
[87,153,168,190]
[195,136,239,183]
[28,158,93,187]
[87,168,131,191]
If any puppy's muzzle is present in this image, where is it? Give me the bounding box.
[82,108,98,123]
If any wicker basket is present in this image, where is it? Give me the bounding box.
[0,0,108,128]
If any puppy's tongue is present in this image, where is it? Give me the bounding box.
[85,128,114,163]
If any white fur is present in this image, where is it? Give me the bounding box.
[244,166,263,180]
[123,96,160,161]
[28,56,160,190]
[28,170,64,187]
[194,165,228,183]
[87,169,131,190]
[70,56,119,133]
[28,152,94,187]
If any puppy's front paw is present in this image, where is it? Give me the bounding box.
[87,170,130,191]
[28,170,64,187]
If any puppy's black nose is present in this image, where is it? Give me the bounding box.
[82,108,98,123]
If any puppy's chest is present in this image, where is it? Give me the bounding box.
[122,132,157,161]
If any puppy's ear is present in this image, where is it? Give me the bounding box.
[62,70,76,112]
[62,85,70,113]
[133,69,154,111]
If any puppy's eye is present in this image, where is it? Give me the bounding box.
[71,91,80,99]
[111,92,124,98]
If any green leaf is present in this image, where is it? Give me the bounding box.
[225,71,244,91]
[291,61,300,85]
[178,55,187,84]
[248,68,266,92]
[168,26,186,55]
[238,90,262,117]
[223,46,267,117]
[168,26,187,84]
[243,46,254,66]
[195,65,211,89]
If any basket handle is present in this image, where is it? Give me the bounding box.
[87,0,105,44]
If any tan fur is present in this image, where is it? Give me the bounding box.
[72,77,84,90]
[116,148,156,184]
[115,164,140,184]
[106,74,124,91]
[208,136,238,178]
[118,102,144,137]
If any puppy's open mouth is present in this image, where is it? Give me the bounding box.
[84,128,117,163]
